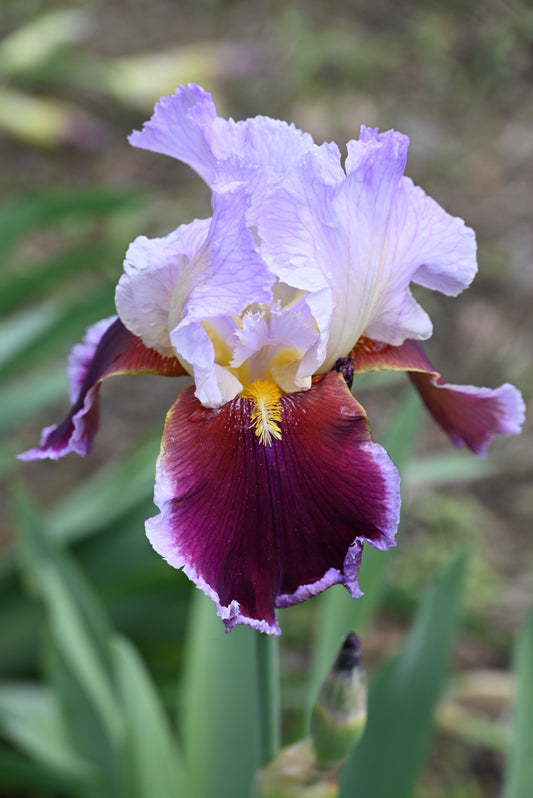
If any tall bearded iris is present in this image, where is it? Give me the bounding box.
[20,85,525,635]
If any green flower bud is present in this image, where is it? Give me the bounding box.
[311,633,367,767]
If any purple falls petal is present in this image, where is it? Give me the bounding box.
[19,317,185,461]
[146,372,400,635]
[350,337,525,456]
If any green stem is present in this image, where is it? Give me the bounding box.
[255,632,281,766]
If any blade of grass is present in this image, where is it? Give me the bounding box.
[405,450,496,486]
[13,486,114,663]
[113,636,194,798]
[0,366,66,436]
[181,590,259,798]
[0,302,62,370]
[47,430,164,544]
[0,748,82,795]
[0,190,138,259]
[44,639,121,797]
[0,585,43,674]
[0,285,115,382]
[0,242,122,316]
[13,487,122,745]
[502,607,533,798]
[0,684,94,782]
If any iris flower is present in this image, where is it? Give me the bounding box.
[20,85,524,635]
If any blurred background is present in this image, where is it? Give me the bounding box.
[1,1,532,796]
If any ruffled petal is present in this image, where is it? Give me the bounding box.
[346,127,477,301]
[169,184,274,406]
[257,142,345,371]
[259,128,477,367]
[128,84,219,184]
[230,299,320,393]
[361,174,477,344]
[116,218,211,358]
[129,83,316,193]
[19,317,185,461]
[398,178,478,297]
[146,371,400,634]
[350,337,525,456]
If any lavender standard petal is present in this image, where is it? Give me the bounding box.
[129,83,317,195]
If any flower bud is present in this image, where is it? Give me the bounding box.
[311,633,367,767]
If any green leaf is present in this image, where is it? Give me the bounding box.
[113,637,194,798]
[0,242,121,316]
[0,683,94,781]
[44,641,121,797]
[502,607,533,798]
[13,487,122,745]
[0,302,62,371]
[339,549,469,798]
[181,590,259,798]
[47,430,163,544]
[0,582,42,674]
[13,486,113,663]
[0,285,115,382]
[381,389,423,474]
[405,450,496,486]
[0,366,66,436]
[0,190,138,260]
[0,748,76,794]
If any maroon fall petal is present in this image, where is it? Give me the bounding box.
[146,372,400,635]
[19,316,186,461]
[350,337,525,456]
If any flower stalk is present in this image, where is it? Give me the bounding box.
[256,631,281,766]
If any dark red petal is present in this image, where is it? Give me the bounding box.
[350,337,525,455]
[146,372,400,634]
[19,317,185,460]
